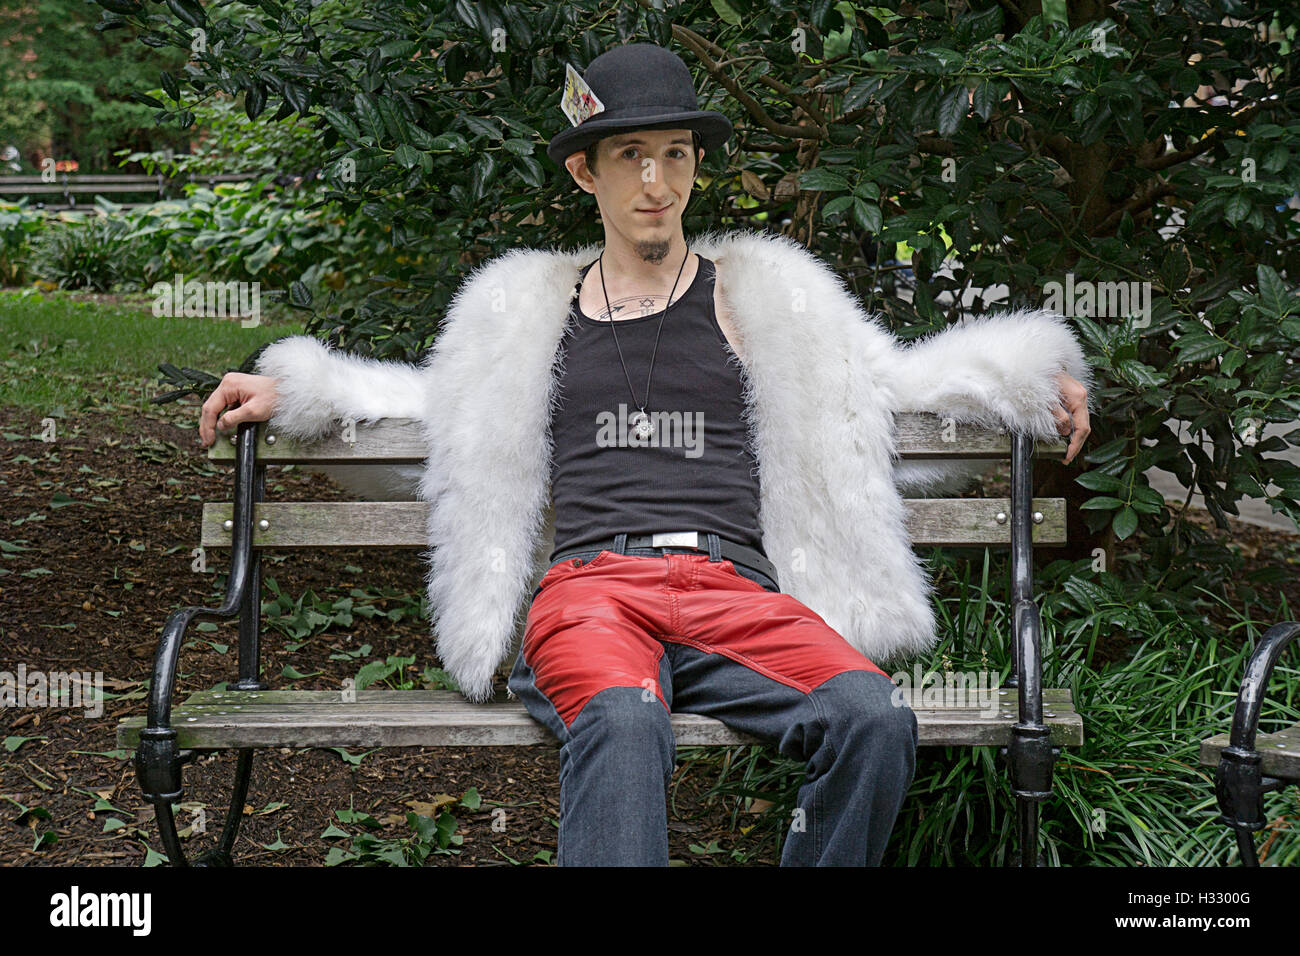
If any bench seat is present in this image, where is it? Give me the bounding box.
[1200,722,1300,781]
[117,687,1084,750]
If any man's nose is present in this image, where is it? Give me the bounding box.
[642,183,672,203]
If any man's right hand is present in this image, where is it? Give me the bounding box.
[199,372,279,448]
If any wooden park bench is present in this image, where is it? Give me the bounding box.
[118,415,1084,866]
[1200,619,1300,865]
[0,171,272,210]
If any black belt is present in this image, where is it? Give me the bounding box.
[550,531,778,588]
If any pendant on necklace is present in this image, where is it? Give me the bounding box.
[630,409,654,440]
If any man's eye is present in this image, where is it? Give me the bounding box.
[621,148,685,159]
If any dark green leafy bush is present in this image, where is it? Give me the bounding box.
[27,213,150,291]
[0,201,47,285]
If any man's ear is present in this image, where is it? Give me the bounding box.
[565,151,596,194]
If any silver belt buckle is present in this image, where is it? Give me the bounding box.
[652,531,699,549]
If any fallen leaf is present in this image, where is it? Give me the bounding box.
[404,795,456,817]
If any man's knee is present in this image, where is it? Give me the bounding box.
[565,685,677,788]
[569,685,676,747]
[815,670,917,754]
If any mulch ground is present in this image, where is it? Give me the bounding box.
[2,400,1297,867]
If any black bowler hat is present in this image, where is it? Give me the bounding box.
[546,42,733,168]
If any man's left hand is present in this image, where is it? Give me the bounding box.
[1053,372,1091,465]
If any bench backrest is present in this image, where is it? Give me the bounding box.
[203,415,1068,551]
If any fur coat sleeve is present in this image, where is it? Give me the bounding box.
[252,333,432,501]
[253,335,430,442]
[886,308,1097,496]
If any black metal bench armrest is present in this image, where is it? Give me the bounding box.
[997,432,1059,865]
[1215,619,1300,865]
[136,423,261,802]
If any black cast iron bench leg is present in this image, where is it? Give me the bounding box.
[147,748,257,867]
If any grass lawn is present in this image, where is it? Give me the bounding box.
[0,288,304,433]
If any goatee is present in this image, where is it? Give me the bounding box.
[635,239,670,264]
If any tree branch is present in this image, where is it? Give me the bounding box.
[914,134,956,155]
[1097,179,1177,232]
[629,3,827,141]
[1138,98,1269,171]
[738,139,799,153]
[667,17,829,127]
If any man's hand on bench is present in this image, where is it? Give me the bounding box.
[198,372,279,448]
[1053,371,1091,466]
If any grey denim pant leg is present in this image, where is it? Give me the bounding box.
[508,637,917,866]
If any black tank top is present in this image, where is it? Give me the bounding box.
[548,254,764,561]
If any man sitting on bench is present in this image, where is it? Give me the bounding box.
[197,42,1092,866]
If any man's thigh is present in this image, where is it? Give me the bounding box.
[508,551,676,740]
[662,641,905,759]
[668,555,890,692]
[662,556,905,745]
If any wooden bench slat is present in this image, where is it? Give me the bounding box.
[178,689,1078,705]
[1199,723,1300,781]
[116,689,1083,750]
[169,699,1076,715]
[206,415,1068,464]
[208,418,429,464]
[200,497,1066,549]
[906,497,1065,546]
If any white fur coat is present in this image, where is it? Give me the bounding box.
[253,228,1095,702]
